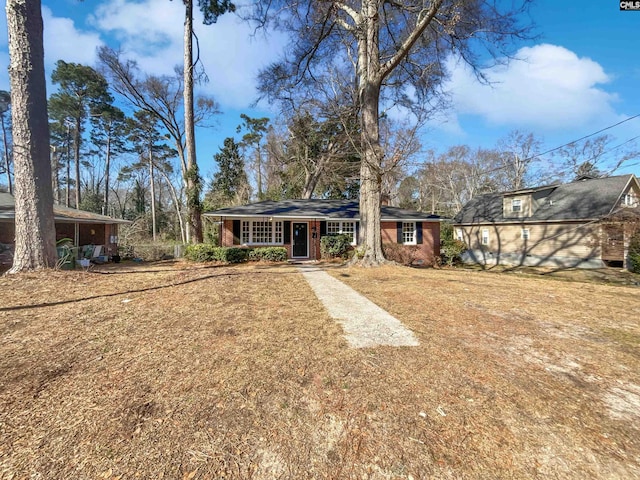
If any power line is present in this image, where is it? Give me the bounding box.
[409,114,640,179]
[530,113,640,160]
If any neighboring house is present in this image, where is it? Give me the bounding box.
[204,199,441,263]
[0,192,129,266]
[453,174,640,269]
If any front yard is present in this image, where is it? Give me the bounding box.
[1,262,639,479]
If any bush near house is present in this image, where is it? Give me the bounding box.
[383,243,420,266]
[248,247,288,262]
[320,234,353,259]
[439,222,467,266]
[185,245,249,263]
[185,245,287,264]
[440,239,467,266]
[629,231,640,274]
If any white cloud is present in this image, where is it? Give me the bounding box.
[89,0,288,109]
[42,6,103,67]
[0,7,103,91]
[445,44,619,131]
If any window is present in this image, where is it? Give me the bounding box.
[241,221,250,244]
[327,221,341,236]
[512,199,522,212]
[326,221,356,244]
[402,222,416,245]
[623,193,637,207]
[456,229,463,241]
[240,220,283,245]
[521,228,530,240]
[252,221,272,244]
[274,221,283,243]
[481,229,489,246]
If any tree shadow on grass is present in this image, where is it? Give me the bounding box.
[0,263,299,312]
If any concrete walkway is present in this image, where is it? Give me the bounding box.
[298,265,419,348]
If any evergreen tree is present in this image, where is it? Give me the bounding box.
[206,137,250,209]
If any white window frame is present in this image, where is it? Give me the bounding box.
[240,219,284,245]
[521,228,530,240]
[455,228,463,242]
[481,228,490,246]
[512,199,522,212]
[402,222,417,245]
[623,193,637,206]
[326,220,357,245]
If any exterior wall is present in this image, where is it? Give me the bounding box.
[381,220,440,265]
[0,221,14,267]
[0,220,120,264]
[55,222,120,258]
[221,218,322,260]
[457,222,604,268]
[0,220,14,244]
[503,194,533,219]
[221,218,440,263]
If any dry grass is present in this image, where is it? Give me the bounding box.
[1,261,639,479]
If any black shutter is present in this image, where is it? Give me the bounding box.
[232,220,241,245]
[355,221,360,244]
[320,221,327,236]
[284,221,291,244]
[416,222,423,244]
[397,222,403,244]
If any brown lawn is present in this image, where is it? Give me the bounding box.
[0,261,639,479]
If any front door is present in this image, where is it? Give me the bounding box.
[292,222,308,257]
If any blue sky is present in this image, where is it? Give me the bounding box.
[1,0,639,182]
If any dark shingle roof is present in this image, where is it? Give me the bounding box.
[0,192,130,224]
[204,199,439,221]
[454,175,637,224]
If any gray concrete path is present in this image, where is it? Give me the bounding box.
[298,265,419,348]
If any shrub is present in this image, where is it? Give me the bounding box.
[218,247,249,263]
[383,243,421,266]
[440,239,467,266]
[248,247,288,262]
[320,234,353,259]
[629,231,640,274]
[184,245,249,263]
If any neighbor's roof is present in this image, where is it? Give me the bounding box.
[454,174,638,225]
[204,199,440,221]
[0,192,131,224]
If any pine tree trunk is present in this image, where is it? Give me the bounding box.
[148,144,157,242]
[74,117,81,208]
[6,0,56,273]
[51,147,59,203]
[103,133,111,215]
[65,139,70,207]
[183,0,203,243]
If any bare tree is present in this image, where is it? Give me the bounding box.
[98,46,219,243]
[181,0,236,242]
[252,0,533,265]
[495,130,542,190]
[6,0,56,272]
[554,134,640,181]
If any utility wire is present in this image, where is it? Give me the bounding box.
[529,113,640,161]
[407,114,640,180]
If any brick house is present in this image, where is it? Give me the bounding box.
[0,192,129,266]
[204,199,441,263]
[453,174,640,269]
